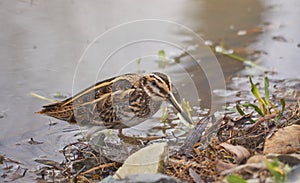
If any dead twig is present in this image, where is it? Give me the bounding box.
[247,113,277,133]
[72,165,86,182]
[80,162,116,175]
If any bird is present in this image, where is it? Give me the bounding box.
[36,72,193,136]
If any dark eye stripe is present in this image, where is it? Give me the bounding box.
[147,85,167,97]
[157,86,168,95]
[151,73,171,91]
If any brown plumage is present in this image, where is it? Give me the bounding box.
[37,72,192,129]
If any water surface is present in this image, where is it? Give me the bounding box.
[0,0,299,181]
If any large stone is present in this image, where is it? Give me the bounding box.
[101,174,183,183]
[263,125,300,154]
[113,142,168,179]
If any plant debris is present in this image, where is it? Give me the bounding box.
[28,138,43,145]
[34,141,121,182]
[164,76,300,182]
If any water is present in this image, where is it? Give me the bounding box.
[251,0,300,79]
[0,0,299,181]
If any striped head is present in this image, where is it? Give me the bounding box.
[141,72,172,101]
[141,72,193,124]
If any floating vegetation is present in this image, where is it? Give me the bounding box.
[207,40,266,71]
[156,49,187,68]
[30,92,58,103]
[136,58,143,73]
[53,92,68,99]
[158,50,168,69]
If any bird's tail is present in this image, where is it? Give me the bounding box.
[36,101,76,124]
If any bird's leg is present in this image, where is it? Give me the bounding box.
[117,128,163,144]
[117,128,141,144]
[118,129,123,136]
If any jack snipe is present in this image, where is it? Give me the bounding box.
[37,72,192,131]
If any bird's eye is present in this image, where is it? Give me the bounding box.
[151,80,157,86]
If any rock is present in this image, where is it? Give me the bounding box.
[247,155,268,164]
[100,174,184,183]
[99,176,115,183]
[114,143,168,179]
[263,125,300,154]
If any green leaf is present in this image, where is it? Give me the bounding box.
[264,76,270,107]
[280,98,286,113]
[158,50,167,68]
[236,104,245,116]
[275,112,282,123]
[136,58,142,73]
[161,106,168,124]
[275,98,286,123]
[226,174,247,183]
[249,77,262,102]
[243,103,264,116]
[265,159,288,183]
[249,77,266,115]
[136,58,141,65]
[53,92,66,99]
[182,98,193,121]
[158,50,166,58]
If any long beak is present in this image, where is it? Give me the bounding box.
[167,93,193,124]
